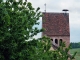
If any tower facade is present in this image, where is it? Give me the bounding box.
[42,12,70,47]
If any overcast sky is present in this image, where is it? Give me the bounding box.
[28,0,80,42]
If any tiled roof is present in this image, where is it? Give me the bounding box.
[42,12,70,36]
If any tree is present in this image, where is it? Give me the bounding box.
[70,42,80,48]
[0,0,42,60]
[0,0,76,60]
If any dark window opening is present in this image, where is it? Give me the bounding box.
[51,39,53,41]
[59,39,62,46]
[55,39,58,44]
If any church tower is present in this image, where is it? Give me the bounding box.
[42,11,70,47]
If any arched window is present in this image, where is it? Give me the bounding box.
[59,39,62,46]
[55,39,58,44]
[51,39,53,41]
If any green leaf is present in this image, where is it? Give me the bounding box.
[36,7,40,12]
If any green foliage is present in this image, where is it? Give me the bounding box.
[0,0,42,60]
[0,0,76,60]
[56,42,76,60]
[70,42,80,49]
[27,37,76,60]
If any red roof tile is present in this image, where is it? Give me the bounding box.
[42,12,70,36]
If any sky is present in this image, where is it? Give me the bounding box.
[28,0,80,42]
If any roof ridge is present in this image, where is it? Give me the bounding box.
[42,12,69,14]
